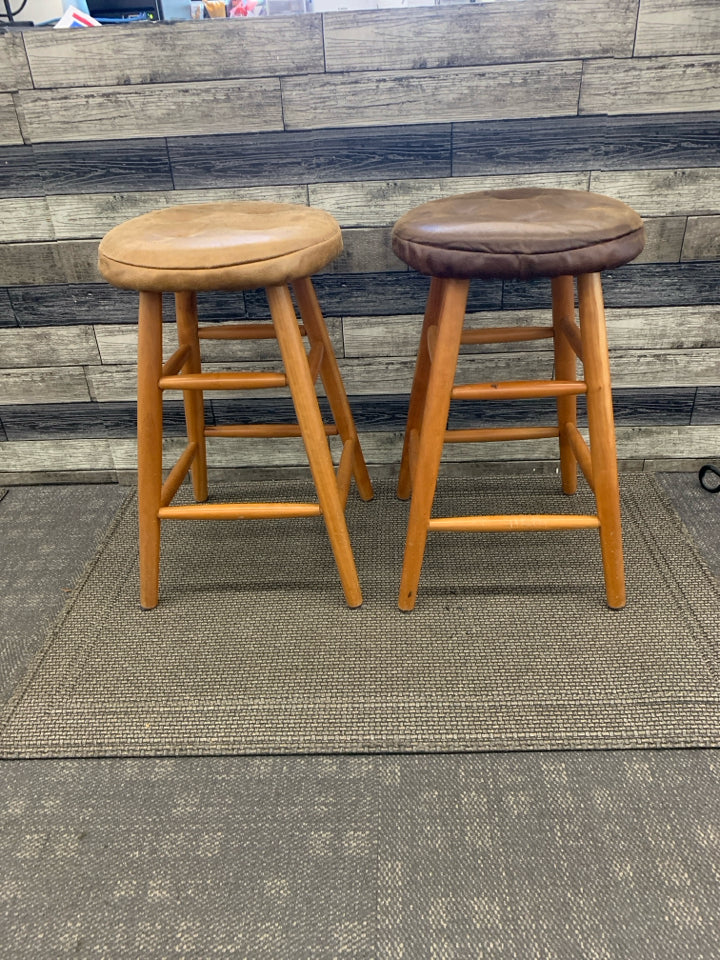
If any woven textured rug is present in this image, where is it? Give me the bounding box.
[1,475,717,758]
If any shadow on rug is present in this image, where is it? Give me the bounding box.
[1,474,718,758]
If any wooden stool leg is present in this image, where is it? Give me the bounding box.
[137,290,164,610]
[267,283,363,608]
[292,276,374,503]
[175,291,208,503]
[397,276,445,500]
[578,272,626,609]
[398,278,469,611]
[552,275,578,494]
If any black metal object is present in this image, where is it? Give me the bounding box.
[699,465,720,493]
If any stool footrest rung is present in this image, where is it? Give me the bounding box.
[451,379,587,401]
[445,425,559,443]
[205,422,338,439]
[158,502,322,520]
[159,371,287,391]
[161,344,191,379]
[428,513,601,532]
[197,323,307,340]
[461,325,554,345]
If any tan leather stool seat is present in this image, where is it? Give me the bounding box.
[99,201,343,291]
[391,188,645,280]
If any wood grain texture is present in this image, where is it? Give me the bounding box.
[47,185,308,240]
[633,217,686,264]
[590,168,720,217]
[57,240,103,283]
[87,361,286,403]
[10,284,138,327]
[635,0,720,57]
[0,198,54,243]
[608,350,720,387]
[0,290,16,328]
[0,438,114,471]
[282,61,583,131]
[323,0,637,72]
[0,34,32,93]
[17,79,284,144]
[23,16,324,89]
[0,95,23,147]
[319,228,407,275]
[580,56,720,116]
[692,387,720,424]
[168,125,452,189]
[309,172,589,227]
[0,145,44,198]
[0,401,113,440]
[682,217,720,261]
[33,139,173,196]
[0,242,65,286]
[0,367,92,405]
[0,325,100,368]
[452,112,720,176]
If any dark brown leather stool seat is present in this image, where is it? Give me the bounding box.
[393,188,645,611]
[99,200,373,609]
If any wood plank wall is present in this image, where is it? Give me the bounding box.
[0,0,718,481]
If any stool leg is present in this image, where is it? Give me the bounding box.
[175,292,208,503]
[399,278,469,611]
[397,277,445,500]
[137,290,164,610]
[551,275,578,495]
[292,277,374,503]
[578,272,626,609]
[267,283,363,608]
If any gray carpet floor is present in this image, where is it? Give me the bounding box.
[1,474,719,959]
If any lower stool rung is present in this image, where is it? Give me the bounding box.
[452,379,587,401]
[445,425,559,443]
[428,514,601,532]
[158,502,322,520]
[159,371,287,391]
[205,423,338,439]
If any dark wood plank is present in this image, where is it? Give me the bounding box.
[0,417,6,442]
[452,112,720,176]
[323,0,637,72]
[0,289,18,327]
[580,56,720,116]
[168,125,452,189]
[17,79,283,144]
[635,0,720,57]
[319,228,408,275]
[692,387,720,424]
[502,263,720,309]
[0,34,32,92]
[0,145,44,198]
[0,402,109,440]
[282,62,583,130]
[0,243,66,286]
[33,139,173,196]
[244,273,502,319]
[23,17,324,89]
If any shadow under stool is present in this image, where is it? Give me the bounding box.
[391,188,645,611]
[98,200,374,609]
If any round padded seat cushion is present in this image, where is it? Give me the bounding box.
[391,189,645,280]
[98,201,343,291]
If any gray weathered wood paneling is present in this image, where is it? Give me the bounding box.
[0,34,32,92]
[10,285,138,327]
[282,61,583,130]
[0,145,44,199]
[23,16,324,89]
[0,97,23,147]
[323,0,638,73]
[580,56,720,116]
[632,217,686,264]
[608,350,720,387]
[318,228,407,275]
[590,168,720,217]
[692,387,720,423]
[0,325,100,368]
[0,198,54,243]
[0,401,111,440]
[682,217,720,261]
[17,79,284,145]
[0,367,92,405]
[635,0,720,57]
[33,139,173,195]
[0,439,114,471]
[0,242,66,286]
[309,172,590,228]
[57,240,103,284]
[48,186,308,240]
[0,289,16,328]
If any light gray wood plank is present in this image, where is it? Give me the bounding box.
[283,61,583,131]
[109,434,335,471]
[0,439,114,472]
[616,425,720,459]
[580,56,720,116]
[0,325,100,368]
[682,216,720,261]
[0,242,65,286]
[590,168,720,217]
[23,17,323,90]
[17,79,283,145]
[0,198,54,243]
[0,34,32,93]
[48,186,309,240]
[0,367,92,405]
[632,217,686,264]
[609,349,720,386]
[0,95,23,147]
[87,361,288,403]
[323,0,637,73]
[57,240,103,283]
[310,172,590,228]
[635,0,720,57]
[605,306,720,349]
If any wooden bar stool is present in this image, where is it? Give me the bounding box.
[99,201,373,609]
[392,188,645,611]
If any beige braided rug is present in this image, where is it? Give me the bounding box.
[1,474,717,757]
